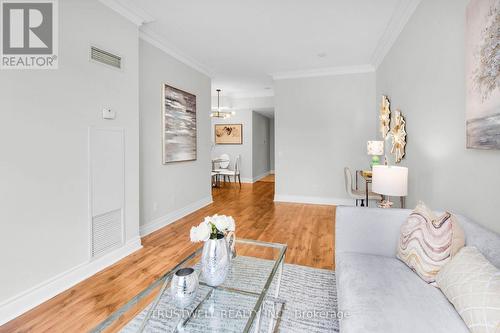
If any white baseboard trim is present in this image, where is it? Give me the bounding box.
[252,171,270,183]
[269,170,275,174]
[274,195,354,206]
[0,236,142,326]
[140,196,213,237]
[237,171,270,184]
[221,171,271,184]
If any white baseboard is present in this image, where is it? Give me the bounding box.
[219,171,271,184]
[231,172,270,184]
[274,194,354,206]
[252,171,270,183]
[269,170,275,174]
[0,237,142,326]
[140,196,213,237]
[236,171,270,184]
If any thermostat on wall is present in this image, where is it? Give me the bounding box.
[102,108,116,120]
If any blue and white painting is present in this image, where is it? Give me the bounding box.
[163,84,197,163]
[466,0,500,149]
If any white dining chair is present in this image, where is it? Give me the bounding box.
[218,155,241,187]
[214,154,231,182]
[344,167,382,206]
[218,154,230,169]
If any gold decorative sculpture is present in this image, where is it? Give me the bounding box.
[390,110,407,163]
[379,95,391,139]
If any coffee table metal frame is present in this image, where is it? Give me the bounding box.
[92,238,287,333]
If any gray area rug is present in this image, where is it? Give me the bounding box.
[121,256,339,333]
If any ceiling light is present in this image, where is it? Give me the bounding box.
[211,89,234,118]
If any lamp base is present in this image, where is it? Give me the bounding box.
[377,199,393,209]
[370,156,381,168]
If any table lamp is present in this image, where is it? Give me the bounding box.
[367,141,384,168]
[372,165,408,208]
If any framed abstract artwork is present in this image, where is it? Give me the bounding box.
[466,0,500,149]
[162,84,197,163]
[215,124,243,144]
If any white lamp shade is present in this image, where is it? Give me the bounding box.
[372,165,408,196]
[367,141,384,156]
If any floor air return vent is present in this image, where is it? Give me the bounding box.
[92,208,123,258]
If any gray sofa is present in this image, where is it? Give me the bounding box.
[335,206,500,333]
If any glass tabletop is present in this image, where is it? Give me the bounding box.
[92,239,287,333]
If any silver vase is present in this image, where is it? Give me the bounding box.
[170,267,199,308]
[201,235,231,287]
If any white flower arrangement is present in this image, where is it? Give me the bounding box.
[190,214,236,242]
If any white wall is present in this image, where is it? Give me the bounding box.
[274,73,376,205]
[252,112,271,180]
[376,0,500,233]
[139,39,212,235]
[0,0,140,315]
[270,118,275,172]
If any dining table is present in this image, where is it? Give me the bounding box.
[356,170,372,207]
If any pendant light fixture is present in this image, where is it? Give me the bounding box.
[211,89,235,118]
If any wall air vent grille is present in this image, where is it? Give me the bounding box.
[91,208,123,258]
[90,46,122,69]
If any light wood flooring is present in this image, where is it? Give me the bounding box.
[1,181,335,333]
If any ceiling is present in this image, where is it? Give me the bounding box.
[103,0,420,97]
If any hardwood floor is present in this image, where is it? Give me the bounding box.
[258,174,275,182]
[1,181,335,333]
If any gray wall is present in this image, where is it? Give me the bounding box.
[0,0,140,302]
[376,0,500,233]
[140,40,212,232]
[270,118,275,172]
[274,73,376,204]
[252,112,271,180]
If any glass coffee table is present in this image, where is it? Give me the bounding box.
[92,239,287,333]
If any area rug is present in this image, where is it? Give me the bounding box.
[121,256,339,333]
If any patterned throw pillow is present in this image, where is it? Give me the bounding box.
[436,247,500,333]
[397,202,465,284]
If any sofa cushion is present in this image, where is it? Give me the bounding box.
[455,214,500,269]
[336,252,469,333]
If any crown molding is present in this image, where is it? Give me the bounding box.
[225,90,275,99]
[371,0,422,68]
[139,29,213,78]
[271,64,375,80]
[98,0,154,26]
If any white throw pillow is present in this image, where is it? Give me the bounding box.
[436,247,500,333]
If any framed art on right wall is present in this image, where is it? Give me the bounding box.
[465,0,500,149]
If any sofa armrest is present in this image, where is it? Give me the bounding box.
[335,206,411,260]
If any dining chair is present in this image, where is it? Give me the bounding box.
[218,155,241,187]
[218,154,230,169]
[344,167,382,206]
